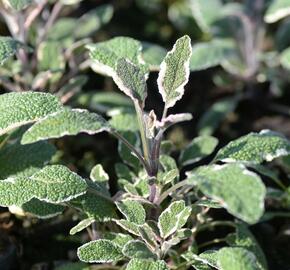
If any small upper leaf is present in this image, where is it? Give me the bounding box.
[113,58,148,105]
[116,199,146,225]
[0,92,62,136]
[187,164,266,224]
[22,108,109,144]
[157,35,192,108]
[158,200,191,239]
[215,130,290,164]
[77,239,123,263]
[264,0,290,23]
[0,36,23,65]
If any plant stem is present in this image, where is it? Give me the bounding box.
[111,129,151,174]
[196,220,236,234]
[198,237,227,249]
[133,101,151,172]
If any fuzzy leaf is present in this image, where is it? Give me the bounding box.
[0,141,56,178]
[114,58,148,105]
[22,109,109,144]
[138,223,158,249]
[0,92,62,136]
[70,217,95,235]
[158,200,191,239]
[21,199,65,219]
[5,0,32,10]
[0,165,87,206]
[187,164,266,224]
[0,36,22,65]
[217,247,262,270]
[71,192,116,222]
[157,35,192,108]
[115,219,140,236]
[126,259,169,270]
[109,113,139,132]
[86,37,143,77]
[158,113,193,129]
[116,199,146,225]
[179,135,218,166]
[77,239,123,263]
[264,0,290,23]
[122,240,156,259]
[215,130,290,164]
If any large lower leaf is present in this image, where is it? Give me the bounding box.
[157,35,192,108]
[0,165,87,206]
[0,92,62,136]
[215,130,290,164]
[77,239,123,263]
[0,36,23,65]
[0,141,56,178]
[187,164,266,224]
[22,108,109,144]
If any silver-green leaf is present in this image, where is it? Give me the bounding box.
[0,36,23,65]
[22,108,109,144]
[215,130,290,164]
[0,92,62,136]
[187,164,266,224]
[157,35,192,108]
[158,200,191,239]
[126,259,169,270]
[264,0,290,23]
[77,239,123,263]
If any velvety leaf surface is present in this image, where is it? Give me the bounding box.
[158,200,191,239]
[71,192,116,222]
[22,109,109,144]
[187,164,266,224]
[109,113,139,132]
[126,259,169,270]
[0,36,22,65]
[114,58,148,104]
[21,198,65,219]
[116,199,146,225]
[215,130,290,164]
[0,141,55,178]
[264,0,290,23]
[0,92,62,136]
[142,42,167,70]
[157,35,192,108]
[77,239,123,263]
[0,165,87,206]
[104,233,133,248]
[179,135,218,166]
[90,164,109,183]
[86,37,142,76]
